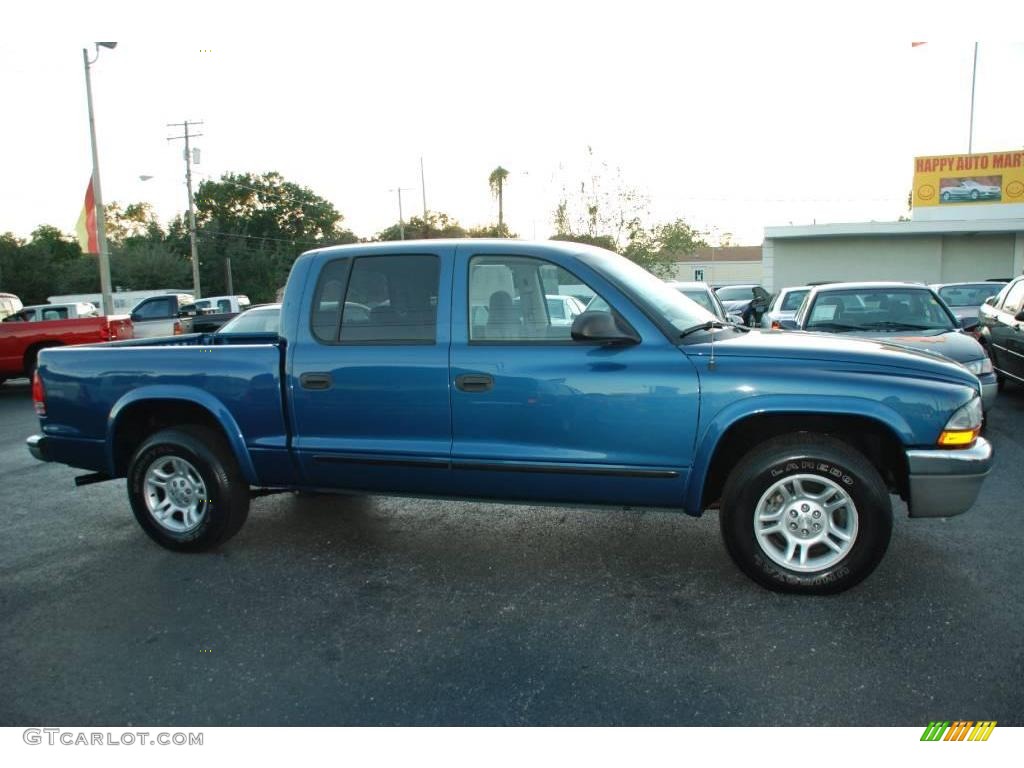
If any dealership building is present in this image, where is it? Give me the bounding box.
[667,151,1024,292]
[761,218,1024,292]
[755,149,1024,292]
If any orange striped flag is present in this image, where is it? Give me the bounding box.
[75,178,99,254]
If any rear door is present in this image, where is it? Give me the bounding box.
[288,247,455,492]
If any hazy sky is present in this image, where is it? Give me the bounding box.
[4,4,1024,246]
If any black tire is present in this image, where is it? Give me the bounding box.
[942,191,951,202]
[719,433,892,595]
[127,425,250,552]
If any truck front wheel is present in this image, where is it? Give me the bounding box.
[126,426,250,552]
[719,433,892,595]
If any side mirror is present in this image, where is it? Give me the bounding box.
[1015,310,1024,323]
[727,312,745,325]
[960,317,980,332]
[130,312,142,323]
[776,319,799,331]
[984,296,997,306]
[570,311,640,345]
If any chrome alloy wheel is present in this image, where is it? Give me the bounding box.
[143,455,208,533]
[753,474,859,573]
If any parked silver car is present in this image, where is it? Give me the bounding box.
[760,286,811,329]
[669,281,743,324]
[929,282,1006,326]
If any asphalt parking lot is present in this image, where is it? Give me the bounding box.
[1,377,1021,726]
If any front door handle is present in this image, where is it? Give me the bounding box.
[300,372,333,390]
[455,373,494,393]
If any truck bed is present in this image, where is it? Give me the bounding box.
[36,332,288,481]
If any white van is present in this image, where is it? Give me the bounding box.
[0,293,23,320]
[10,302,99,322]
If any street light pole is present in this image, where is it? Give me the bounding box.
[968,42,978,154]
[389,187,413,240]
[82,43,117,316]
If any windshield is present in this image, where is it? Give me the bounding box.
[582,250,716,332]
[805,289,955,332]
[780,289,809,311]
[937,283,1002,307]
[716,285,754,301]
[217,306,281,334]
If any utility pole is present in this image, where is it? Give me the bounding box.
[420,156,428,238]
[167,120,204,298]
[82,43,117,316]
[968,42,978,154]
[389,187,413,240]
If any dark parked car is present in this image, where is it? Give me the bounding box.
[978,276,1024,390]
[785,282,997,412]
[714,284,771,326]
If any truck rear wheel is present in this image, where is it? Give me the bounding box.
[126,426,250,552]
[719,433,892,595]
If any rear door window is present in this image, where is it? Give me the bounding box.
[310,255,440,344]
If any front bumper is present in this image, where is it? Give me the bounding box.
[979,372,998,412]
[905,437,993,518]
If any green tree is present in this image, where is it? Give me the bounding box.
[376,212,468,241]
[191,171,357,302]
[1,226,90,303]
[550,150,648,253]
[488,166,510,227]
[466,222,517,238]
[623,218,706,279]
[104,202,165,246]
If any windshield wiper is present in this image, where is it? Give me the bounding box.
[678,320,747,339]
[861,321,941,331]
[807,322,864,332]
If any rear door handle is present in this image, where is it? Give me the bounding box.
[455,373,494,393]
[300,372,333,390]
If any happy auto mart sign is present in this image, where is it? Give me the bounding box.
[913,150,1024,210]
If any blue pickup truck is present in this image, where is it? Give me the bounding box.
[27,240,994,594]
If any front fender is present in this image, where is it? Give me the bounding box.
[106,385,259,484]
[684,394,914,514]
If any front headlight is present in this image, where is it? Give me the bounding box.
[964,358,993,375]
[938,396,983,447]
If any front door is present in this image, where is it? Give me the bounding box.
[990,278,1024,382]
[448,245,700,508]
[289,248,454,492]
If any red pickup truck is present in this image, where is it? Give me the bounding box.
[0,314,133,383]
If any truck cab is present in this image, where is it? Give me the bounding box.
[129,293,195,337]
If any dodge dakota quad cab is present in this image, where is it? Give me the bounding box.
[26,240,994,594]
